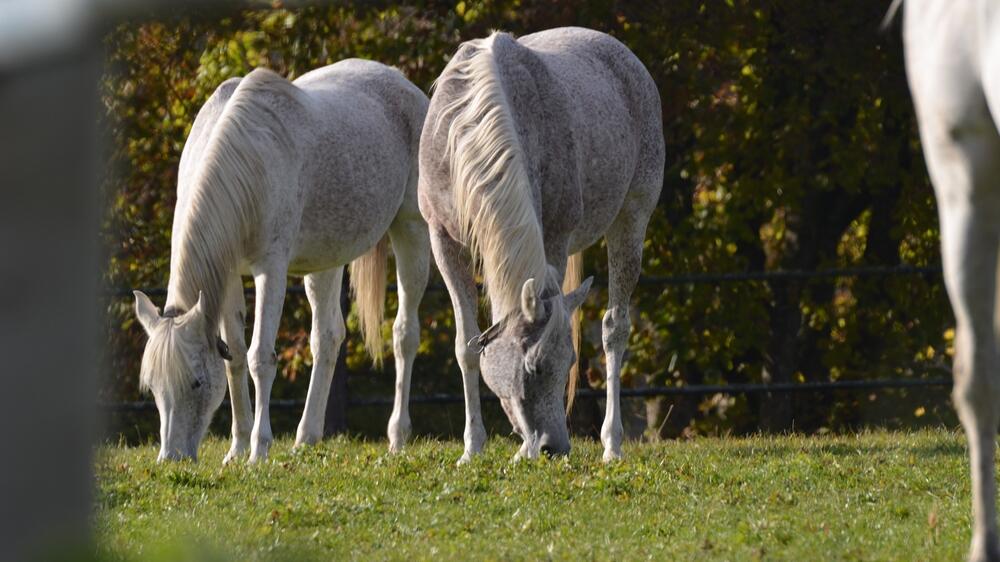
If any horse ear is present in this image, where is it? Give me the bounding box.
[520,278,543,322]
[563,276,594,313]
[191,291,205,316]
[178,291,206,324]
[133,290,160,334]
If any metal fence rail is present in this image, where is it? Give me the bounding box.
[101,376,953,412]
[104,264,944,298]
[102,263,949,413]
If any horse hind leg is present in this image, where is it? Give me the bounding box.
[294,267,345,447]
[386,213,430,453]
[600,206,653,462]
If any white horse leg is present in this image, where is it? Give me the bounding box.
[906,8,1000,558]
[386,217,430,452]
[295,267,345,447]
[221,275,252,464]
[601,217,645,462]
[943,201,1000,562]
[920,110,1000,562]
[430,225,487,464]
[247,260,289,463]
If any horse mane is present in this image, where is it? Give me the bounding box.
[138,312,199,397]
[145,69,302,398]
[168,68,302,329]
[433,32,548,317]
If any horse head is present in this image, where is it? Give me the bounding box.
[472,275,592,459]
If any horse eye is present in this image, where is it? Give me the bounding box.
[191,379,202,390]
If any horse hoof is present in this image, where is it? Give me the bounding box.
[602,448,623,463]
[222,450,245,465]
[294,433,321,448]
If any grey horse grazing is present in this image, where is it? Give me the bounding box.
[901,0,1000,559]
[133,60,430,463]
[419,27,664,463]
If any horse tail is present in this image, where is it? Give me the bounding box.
[563,252,584,414]
[349,234,390,367]
[437,31,548,316]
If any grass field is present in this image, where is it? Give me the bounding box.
[96,429,978,561]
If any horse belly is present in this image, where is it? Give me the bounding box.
[566,108,640,253]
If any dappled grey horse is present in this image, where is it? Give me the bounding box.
[419,27,664,463]
[900,0,1000,559]
[133,60,430,463]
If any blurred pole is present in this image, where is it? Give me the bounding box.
[324,271,350,436]
[0,5,102,560]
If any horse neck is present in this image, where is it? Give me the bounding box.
[164,205,237,329]
[443,32,549,318]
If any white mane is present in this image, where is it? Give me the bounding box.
[168,69,300,324]
[150,69,302,397]
[434,32,548,317]
[138,313,198,397]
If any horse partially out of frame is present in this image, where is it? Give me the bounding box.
[900,0,1000,559]
[419,27,664,463]
[133,60,430,463]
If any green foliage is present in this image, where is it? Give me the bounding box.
[96,431,972,560]
[102,1,950,436]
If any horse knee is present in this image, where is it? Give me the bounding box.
[248,344,277,378]
[226,341,249,372]
[456,342,480,376]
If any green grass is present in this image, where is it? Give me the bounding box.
[96,429,977,561]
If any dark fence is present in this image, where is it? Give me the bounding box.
[102,263,951,413]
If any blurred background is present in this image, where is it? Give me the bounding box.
[100,0,952,445]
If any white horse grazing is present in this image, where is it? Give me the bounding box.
[419,28,664,463]
[901,0,1000,559]
[133,60,430,463]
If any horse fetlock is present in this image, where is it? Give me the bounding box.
[249,426,273,463]
[294,424,322,448]
[459,422,487,464]
[600,416,623,460]
[223,441,249,465]
[387,413,412,452]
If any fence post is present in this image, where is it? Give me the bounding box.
[0,31,101,561]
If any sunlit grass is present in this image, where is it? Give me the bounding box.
[96,429,976,561]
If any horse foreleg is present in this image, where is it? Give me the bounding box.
[943,203,1000,562]
[387,216,430,452]
[221,275,252,465]
[601,216,645,462]
[295,267,345,447]
[916,96,1000,562]
[430,224,487,464]
[247,260,289,463]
